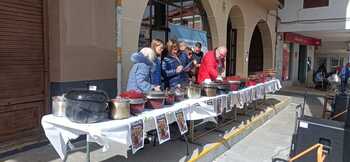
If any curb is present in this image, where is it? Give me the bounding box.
[188,96,291,162]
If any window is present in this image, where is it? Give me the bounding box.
[303,0,329,9]
[279,0,285,9]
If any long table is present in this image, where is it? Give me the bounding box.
[41,79,281,161]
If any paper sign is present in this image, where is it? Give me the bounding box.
[226,95,232,112]
[206,99,214,106]
[222,96,227,109]
[299,121,308,129]
[215,98,222,115]
[130,119,144,154]
[175,109,188,135]
[89,85,97,91]
[155,114,170,144]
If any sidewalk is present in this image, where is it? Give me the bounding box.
[1,94,290,162]
[279,85,328,97]
[214,92,326,162]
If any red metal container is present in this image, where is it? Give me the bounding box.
[146,99,165,109]
[129,98,145,114]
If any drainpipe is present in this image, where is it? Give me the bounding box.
[115,0,123,94]
[274,9,279,77]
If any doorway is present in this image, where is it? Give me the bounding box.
[226,18,237,76]
[298,45,307,83]
[248,26,264,74]
[0,0,48,151]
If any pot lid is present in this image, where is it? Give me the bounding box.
[146,91,166,98]
[65,90,109,103]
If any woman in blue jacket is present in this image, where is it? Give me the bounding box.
[162,40,184,89]
[150,39,164,87]
[127,48,161,93]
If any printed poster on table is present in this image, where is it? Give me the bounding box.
[226,94,232,112]
[130,119,144,154]
[222,96,227,110]
[155,114,171,144]
[175,109,188,135]
[206,99,214,106]
[215,98,222,115]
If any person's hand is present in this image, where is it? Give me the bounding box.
[153,86,161,91]
[196,64,201,68]
[176,65,184,73]
[204,79,212,84]
[193,60,197,65]
[216,76,223,81]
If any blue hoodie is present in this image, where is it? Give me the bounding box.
[151,57,162,86]
[127,52,155,93]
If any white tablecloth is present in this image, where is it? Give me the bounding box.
[42,79,281,159]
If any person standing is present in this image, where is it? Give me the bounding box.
[127,48,160,93]
[178,46,193,83]
[340,63,350,92]
[193,42,204,64]
[162,40,184,89]
[150,39,165,87]
[197,46,227,84]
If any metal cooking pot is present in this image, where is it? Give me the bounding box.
[217,83,231,95]
[145,91,167,99]
[52,95,66,117]
[186,84,201,99]
[174,88,185,102]
[202,83,218,97]
[111,98,130,120]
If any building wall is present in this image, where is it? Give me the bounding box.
[315,41,350,72]
[278,0,350,32]
[316,41,350,55]
[48,0,117,97]
[48,0,277,93]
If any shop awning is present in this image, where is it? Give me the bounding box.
[284,32,322,46]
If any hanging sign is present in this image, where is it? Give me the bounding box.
[284,32,321,46]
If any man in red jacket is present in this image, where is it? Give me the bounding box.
[197,46,227,84]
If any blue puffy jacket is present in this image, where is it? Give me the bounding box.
[162,55,183,89]
[178,52,192,83]
[127,52,155,93]
[151,57,162,86]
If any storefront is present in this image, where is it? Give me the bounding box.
[281,32,321,85]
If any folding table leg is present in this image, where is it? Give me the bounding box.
[63,145,69,162]
[86,141,90,162]
[183,135,190,156]
[189,120,195,142]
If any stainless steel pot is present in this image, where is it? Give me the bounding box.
[52,96,66,117]
[111,98,130,120]
[145,91,167,99]
[186,84,201,99]
[202,83,218,97]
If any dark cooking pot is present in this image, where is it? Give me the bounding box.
[65,90,109,123]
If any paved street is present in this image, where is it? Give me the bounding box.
[214,91,325,162]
